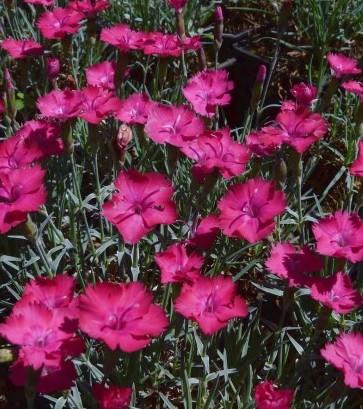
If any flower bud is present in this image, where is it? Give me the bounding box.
[115,124,132,161]
[168,0,187,11]
[256,64,267,83]
[46,57,60,80]
[250,65,267,111]
[214,6,224,47]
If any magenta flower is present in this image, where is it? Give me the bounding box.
[10,358,77,394]
[188,214,220,250]
[46,57,61,80]
[102,169,177,244]
[351,140,363,177]
[181,128,250,182]
[327,53,362,78]
[143,32,182,57]
[0,166,47,234]
[168,0,187,11]
[155,242,204,284]
[174,275,248,335]
[1,38,44,59]
[276,107,328,153]
[0,120,63,172]
[37,89,83,121]
[254,381,294,409]
[183,69,234,117]
[321,332,363,389]
[218,178,286,243]
[342,80,363,100]
[310,272,362,314]
[266,243,324,287]
[24,0,53,5]
[0,303,82,369]
[37,8,83,40]
[100,24,144,52]
[312,211,363,263]
[180,36,201,52]
[68,0,110,17]
[79,282,168,352]
[78,86,121,124]
[290,82,317,107]
[145,104,205,147]
[86,61,116,90]
[92,384,132,409]
[116,93,154,125]
[246,126,284,157]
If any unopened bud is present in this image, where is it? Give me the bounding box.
[115,124,132,161]
[256,64,267,83]
[214,6,224,47]
[168,0,187,11]
[46,57,60,81]
[250,65,267,111]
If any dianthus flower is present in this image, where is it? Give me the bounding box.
[100,24,144,52]
[180,128,250,182]
[168,0,187,10]
[254,381,294,409]
[327,53,362,78]
[266,242,324,287]
[1,38,44,59]
[116,93,154,125]
[183,69,234,117]
[174,275,248,334]
[290,82,317,107]
[86,61,116,90]
[37,89,83,121]
[350,140,363,177]
[276,107,328,153]
[0,166,47,234]
[155,242,204,284]
[187,215,220,250]
[145,104,205,147]
[310,272,362,314]
[78,86,121,124]
[102,170,177,244]
[37,7,83,40]
[218,178,286,243]
[68,0,110,17]
[246,126,284,157]
[79,282,168,352]
[92,384,132,409]
[342,80,363,101]
[142,32,182,57]
[321,332,363,389]
[312,211,363,263]
[180,36,201,52]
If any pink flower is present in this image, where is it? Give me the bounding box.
[78,86,121,124]
[254,381,294,409]
[79,282,168,352]
[1,38,44,59]
[0,303,82,369]
[24,0,53,5]
[321,332,363,389]
[86,60,116,90]
[174,275,248,335]
[327,53,362,78]
[143,32,182,57]
[310,272,362,314]
[188,215,220,250]
[92,384,132,409]
[100,24,144,52]
[312,211,363,263]
[0,100,4,116]
[246,126,284,157]
[290,82,317,106]
[102,170,177,244]
[37,8,83,40]
[13,275,77,314]
[68,0,110,17]
[276,107,328,153]
[46,57,61,80]
[0,166,47,234]
[266,243,324,287]
[180,36,201,52]
[342,80,363,100]
[183,70,234,117]
[10,359,77,394]
[155,242,204,284]
[218,178,286,243]
[145,104,205,147]
[116,93,154,125]
[37,89,83,121]
[351,140,363,177]
[180,128,250,182]
[0,120,63,172]
[168,0,187,11]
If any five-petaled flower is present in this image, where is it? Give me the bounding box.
[102,169,177,244]
[116,93,154,125]
[327,53,362,78]
[254,381,294,409]
[92,384,132,409]
[86,60,116,90]
[1,38,44,59]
